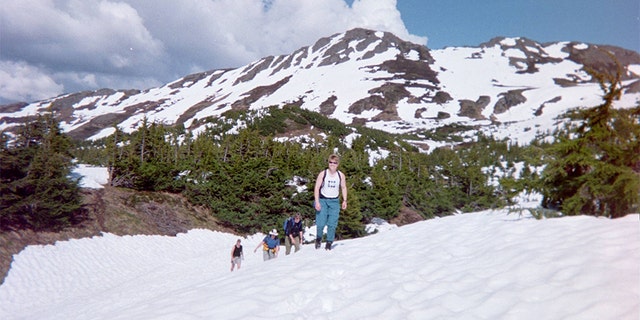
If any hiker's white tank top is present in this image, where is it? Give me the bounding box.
[320,170,341,198]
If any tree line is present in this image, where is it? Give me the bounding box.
[2,69,638,234]
[0,113,84,231]
[78,105,540,236]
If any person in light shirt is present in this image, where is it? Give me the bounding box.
[313,154,348,251]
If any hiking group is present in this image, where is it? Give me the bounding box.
[244,154,348,267]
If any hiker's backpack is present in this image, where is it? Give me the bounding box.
[283,217,293,234]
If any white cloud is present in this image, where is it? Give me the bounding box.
[0,0,165,71]
[0,61,64,102]
[0,0,425,103]
[349,0,425,44]
[55,72,98,89]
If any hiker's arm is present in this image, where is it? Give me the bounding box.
[340,171,348,209]
[254,242,263,252]
[313,171,323,210]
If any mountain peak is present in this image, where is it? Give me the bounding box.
[1,28,638,150]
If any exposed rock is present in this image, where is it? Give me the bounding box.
[348,83,411,122]
[319,95,338,115]
[231,76,292,110]
[389,204,424,226]
[437,111,451,119]
[169,70,217,89]
[553,78,580,87]
[493,89,528,114]
[432,91,453,105]
[235,56,276,84]
[624,79,640,94]
[177,99,215,126]
[0,102,28,113]
[481,37,563,74]
[351,117,368,126]
[68,112,136,140]
[458,96,491,120]
[348,82,410,120]
[350,95,387,115]
[270,51,297,74]
[535,96,562,116]
[565,43,640,81]
[370,82,411,103]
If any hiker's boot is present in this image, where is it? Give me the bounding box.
[325,241,333,250]
[315,238,321,249]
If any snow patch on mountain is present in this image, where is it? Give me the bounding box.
[1,29,638,152]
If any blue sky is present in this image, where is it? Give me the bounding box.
[1,0,638,104]
[393,0,639,51]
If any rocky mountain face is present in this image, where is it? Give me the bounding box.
[1,28,639,149]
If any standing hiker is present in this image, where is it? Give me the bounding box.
[254,229,280,261]
[230,239,244,272]
[313,154,348,250]
[284,213,304,255]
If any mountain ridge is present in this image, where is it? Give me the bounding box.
[1,28,639,149]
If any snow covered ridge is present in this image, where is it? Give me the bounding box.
[0,210,637,319]
[1,28,639,150]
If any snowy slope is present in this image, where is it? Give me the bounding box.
[0,151,637,320]
[0,210,637,319]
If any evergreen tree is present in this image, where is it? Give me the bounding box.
[0,112,83,231]
[336,184,364,239]
[402,152,454,218]
[364,157,404,221]
[542,64,640,217]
